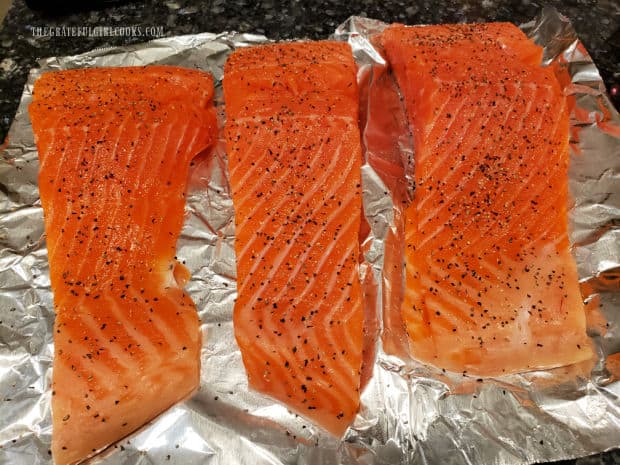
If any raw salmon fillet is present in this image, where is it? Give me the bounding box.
[381,23,593,376]
[29,66,217,465]
[223,42,364,435]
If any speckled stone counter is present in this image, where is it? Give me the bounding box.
[0,0,619,142]
[0,1,618,463]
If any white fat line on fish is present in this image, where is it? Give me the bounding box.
[231,132,300,210]
[422,88,464,143]
[315,262,363,391]
[70,114,137,278]
[79,309,144,373]
[415,85,507,215]
[87,117,172,281]
[258,193,359,308]
[415,100,494,215]
[46,124,93,266]
[234,124,332,275]
[417,79,533,212]
[72,116,137,280]
[236,136,355,299]
[112,119,192,280]
[416,262,478,317]
[284,238,361,388]
[230,114,355,126]
[448,153,565,259]
[414,85,542,252]
[123,121,204,283]
[227,126,270,183]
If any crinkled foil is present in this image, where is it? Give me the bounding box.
[0,7,618,465]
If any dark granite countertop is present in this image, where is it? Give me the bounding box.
[0,1,618,464]
[0,0,619,142]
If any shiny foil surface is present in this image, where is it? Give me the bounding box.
[1,8,619,465]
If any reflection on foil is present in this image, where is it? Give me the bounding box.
[0,7,619,465]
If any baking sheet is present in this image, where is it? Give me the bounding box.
[0,7,619,465]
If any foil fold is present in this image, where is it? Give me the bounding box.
[1,7,618,465]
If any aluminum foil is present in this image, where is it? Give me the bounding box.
[0,7,618,465]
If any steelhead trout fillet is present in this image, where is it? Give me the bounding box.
[29,66,217,465]
[381,23,592,376]
[223,42,364,435]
